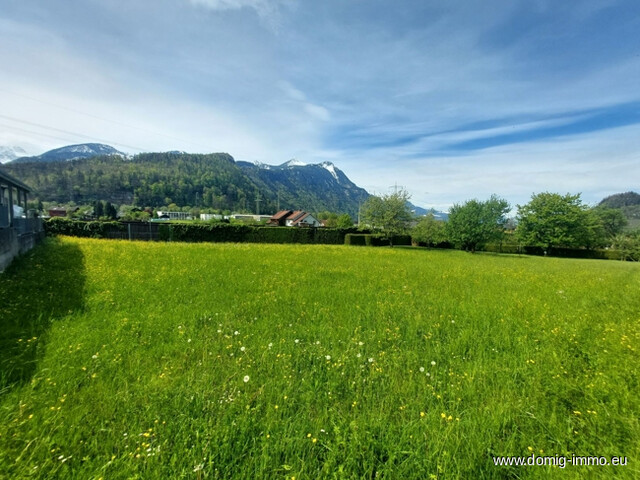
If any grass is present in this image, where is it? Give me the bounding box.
[0,237,639,479]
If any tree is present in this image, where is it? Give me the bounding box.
[612,231,640,261]
[336,213,353,228]
[93,200,104,218]
[361,189,413,235]
[516,192,603,251]
[592,206,628,239]
[412,214,446,247]
[446,195,510,252]
[317,211,339,227]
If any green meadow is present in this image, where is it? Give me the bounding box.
[1,237,639,479]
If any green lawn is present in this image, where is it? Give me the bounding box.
[1,237,639,479]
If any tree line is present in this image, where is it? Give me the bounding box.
[361,190,639,259]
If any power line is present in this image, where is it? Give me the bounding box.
[0,114,148,152]
[0,87,214,151]
[0,122,91,146]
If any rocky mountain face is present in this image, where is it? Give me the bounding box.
[236,159,370,215]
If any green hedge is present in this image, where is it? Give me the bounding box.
[345,234,412,247]
[44,218,125,238]
[45,218,357,245]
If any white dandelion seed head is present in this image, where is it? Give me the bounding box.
[419,367,425,373]
[368,358,374,363]
[240,346,246,352]
[431,360,436,366]
[234,331,239,336]
[243,375,250,383]
[295,339,300,344]
[325,355,331,361]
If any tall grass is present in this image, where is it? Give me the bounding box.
[1,237,638,478]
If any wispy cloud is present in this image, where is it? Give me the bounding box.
[1,0,639,208]
[188,0,295,29]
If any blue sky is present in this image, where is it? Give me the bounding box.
[1,0,639,211]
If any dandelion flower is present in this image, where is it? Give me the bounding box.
[243,375,250,383]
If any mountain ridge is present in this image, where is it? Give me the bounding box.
[11,143,128,163]
[4,143,445,218]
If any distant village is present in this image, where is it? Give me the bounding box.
[47,206,327,228]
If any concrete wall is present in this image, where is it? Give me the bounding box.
[0,228,19,272]
[0,228,44,272]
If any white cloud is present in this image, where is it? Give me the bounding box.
[188,0,295,29]
[1,0,638,211]
[342,123,640,212]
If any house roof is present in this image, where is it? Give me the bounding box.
[287,211,307,222]
[0,168,32,192]
[291,212,319,226]
[270,210,293,220]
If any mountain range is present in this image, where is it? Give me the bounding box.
[9,143,128,163]
[1,143,442,218]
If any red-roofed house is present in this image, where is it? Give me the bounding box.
[267,210,322,227]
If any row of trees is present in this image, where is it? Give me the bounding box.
[361,190,635,255]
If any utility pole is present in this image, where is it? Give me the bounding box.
[255,192,262,215]
[389,182,405,194]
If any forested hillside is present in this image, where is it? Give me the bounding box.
[2,152,370,216]
[599,191,640,230]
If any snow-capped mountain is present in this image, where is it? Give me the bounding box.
[236,158,369,215]
[280,158,307,168]
[11,143,129,163]
[0,146,28,164]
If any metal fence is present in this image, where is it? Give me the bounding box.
[102,222,164,241]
